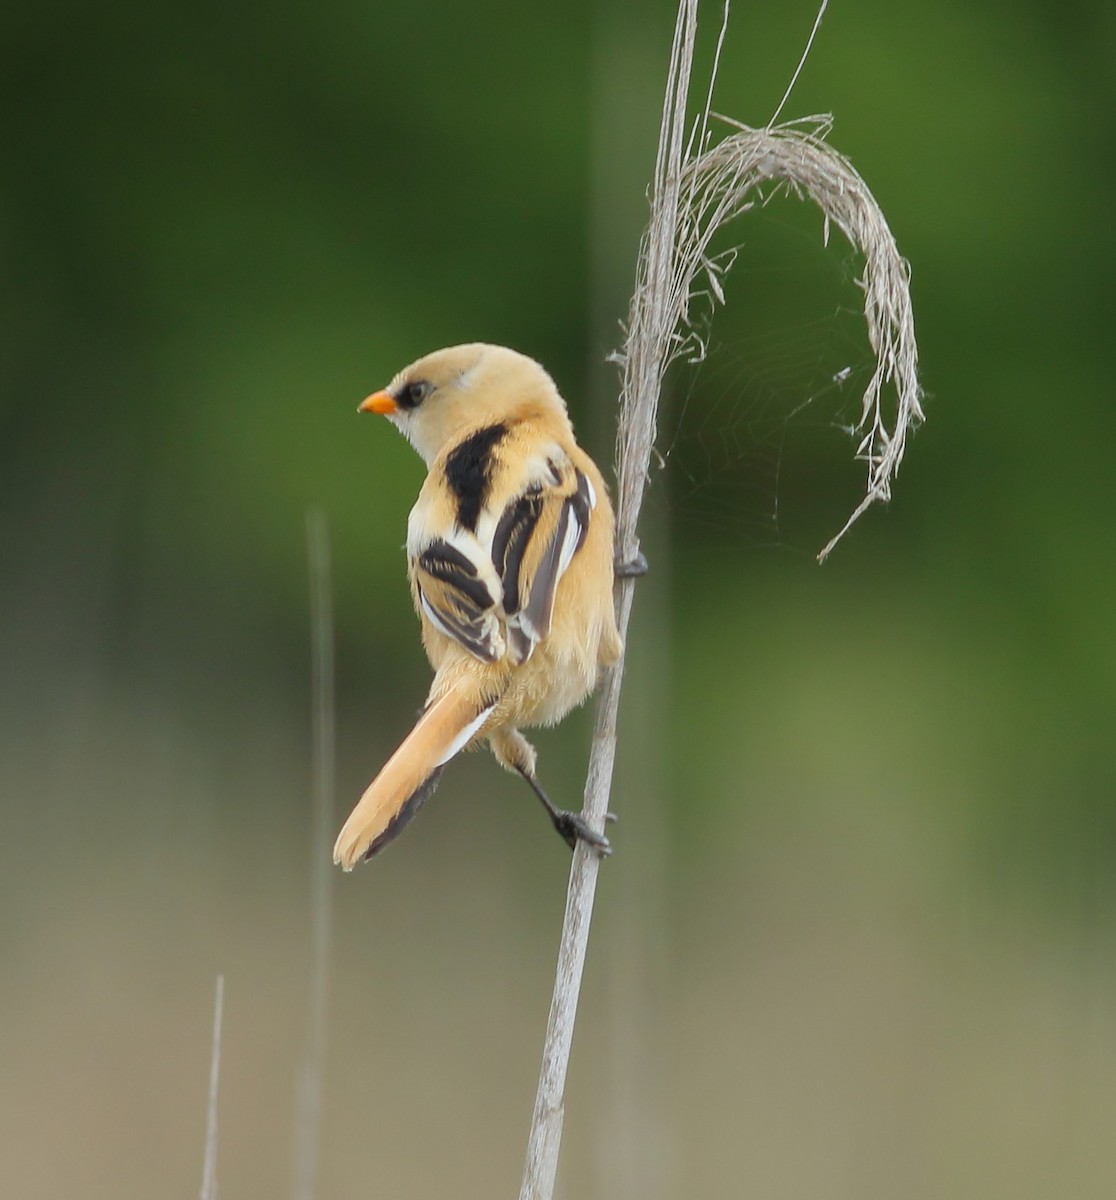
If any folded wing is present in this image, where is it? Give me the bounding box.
[415,537,505,662]
[410,445,596,665]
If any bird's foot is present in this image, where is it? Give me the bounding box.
[552,809,613,856]
[614,550,649,579]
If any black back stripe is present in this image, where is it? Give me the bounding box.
[443,423,508,531]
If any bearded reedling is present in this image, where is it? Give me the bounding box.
[333,343,646,871]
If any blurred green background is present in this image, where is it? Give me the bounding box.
[3,0,1115,1196]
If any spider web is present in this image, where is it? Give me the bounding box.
[646,206,878,556]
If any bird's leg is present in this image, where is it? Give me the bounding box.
[614,549,649,579]
[515,766,612,856]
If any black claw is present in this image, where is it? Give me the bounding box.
[516,766,613,856]
[553,810,612,856]
[614,550,649,579]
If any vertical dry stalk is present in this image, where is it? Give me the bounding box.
[294,509,336,1200]
[520,0,922,1196]
[200,973,225,1200]
[519,9,699,1200]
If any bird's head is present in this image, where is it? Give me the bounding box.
[359,343,570,465]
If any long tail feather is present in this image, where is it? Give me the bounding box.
[332,686,495,870]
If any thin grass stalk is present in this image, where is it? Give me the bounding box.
[294,509,336,1200]
[518,7,700,1199]
[200,973,225,1200]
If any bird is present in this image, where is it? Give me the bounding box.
[333,343,635,871]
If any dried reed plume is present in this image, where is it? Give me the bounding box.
[618,20,924,562]
[520,1,923,1197]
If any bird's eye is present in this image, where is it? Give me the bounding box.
[400,380,433,409]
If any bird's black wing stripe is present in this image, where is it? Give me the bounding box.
[491,487,545,615]
[520,475,591,640]
[418,539,494,612]
[443,422,509,531]
[522,502,572,638]
[419,588,498,661]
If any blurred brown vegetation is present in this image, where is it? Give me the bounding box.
[3,0,1115,1197]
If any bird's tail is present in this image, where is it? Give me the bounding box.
[332,685,497,870]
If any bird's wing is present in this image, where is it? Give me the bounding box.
[411,535,506,663]
[410,444,597,665]
[489,450,596,664]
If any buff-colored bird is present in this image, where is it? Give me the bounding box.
[333,343,632,871]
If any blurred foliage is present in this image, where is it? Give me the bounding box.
[3,0,1116,1196]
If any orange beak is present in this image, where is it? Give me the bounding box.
[358,390,397,415]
